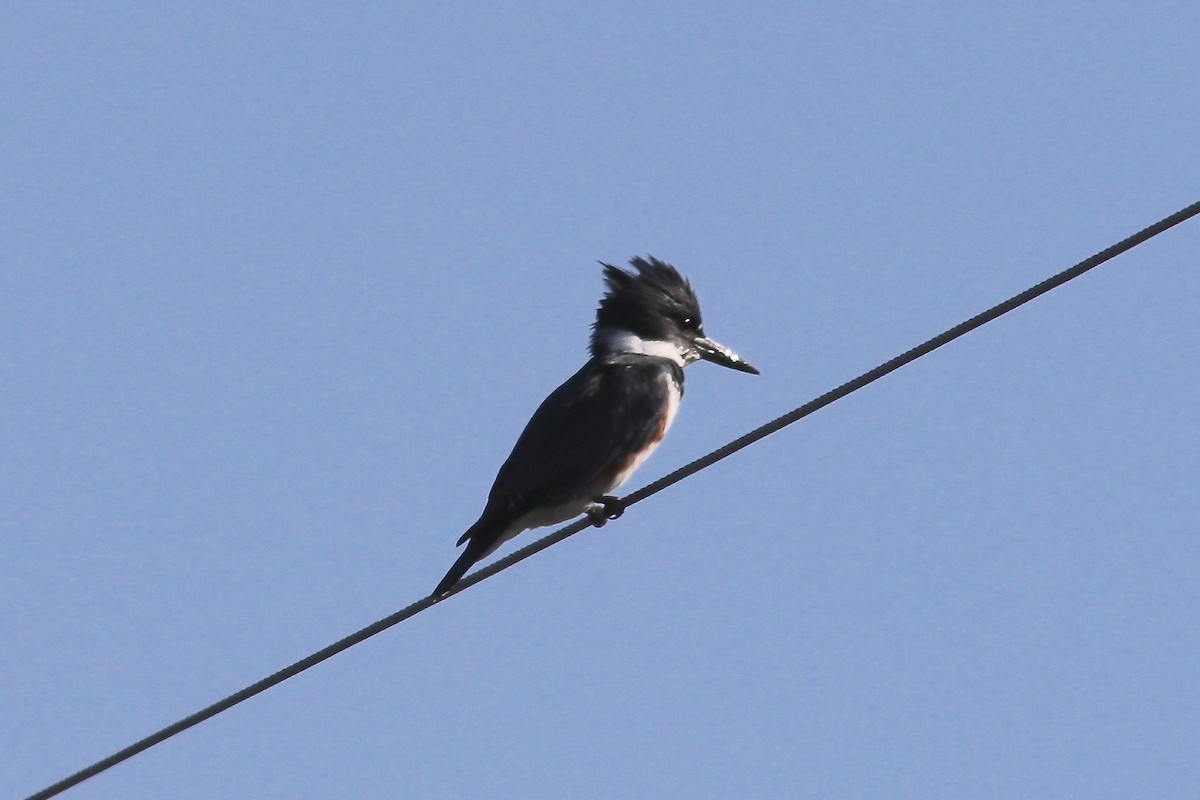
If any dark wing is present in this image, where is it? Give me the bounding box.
[473,355,678,534]
[435,356,679,597]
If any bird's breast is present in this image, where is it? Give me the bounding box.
[593,373,681,493]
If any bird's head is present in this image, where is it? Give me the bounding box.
[590,256,759,375]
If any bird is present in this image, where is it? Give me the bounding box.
[433,256,758,597]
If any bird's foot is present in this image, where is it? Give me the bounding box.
[586,495,625,528]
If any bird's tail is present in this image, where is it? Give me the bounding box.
[433,543,484,598]
[433,519,499,598]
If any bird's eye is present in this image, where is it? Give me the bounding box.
[679,315,696,329]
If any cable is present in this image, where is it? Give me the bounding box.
[25,200,1200,800]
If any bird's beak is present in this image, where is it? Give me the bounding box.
[694,336,760,374]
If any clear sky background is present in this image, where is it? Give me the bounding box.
[3,4,1197,799]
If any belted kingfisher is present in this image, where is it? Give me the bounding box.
[433,256,758,597]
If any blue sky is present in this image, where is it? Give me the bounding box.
[3,4,1197,798]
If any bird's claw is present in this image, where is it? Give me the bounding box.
[586,495,625,527]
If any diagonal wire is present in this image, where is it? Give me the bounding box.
[24,199,1200,800]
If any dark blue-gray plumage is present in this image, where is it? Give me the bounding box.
[434,256,757,597]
